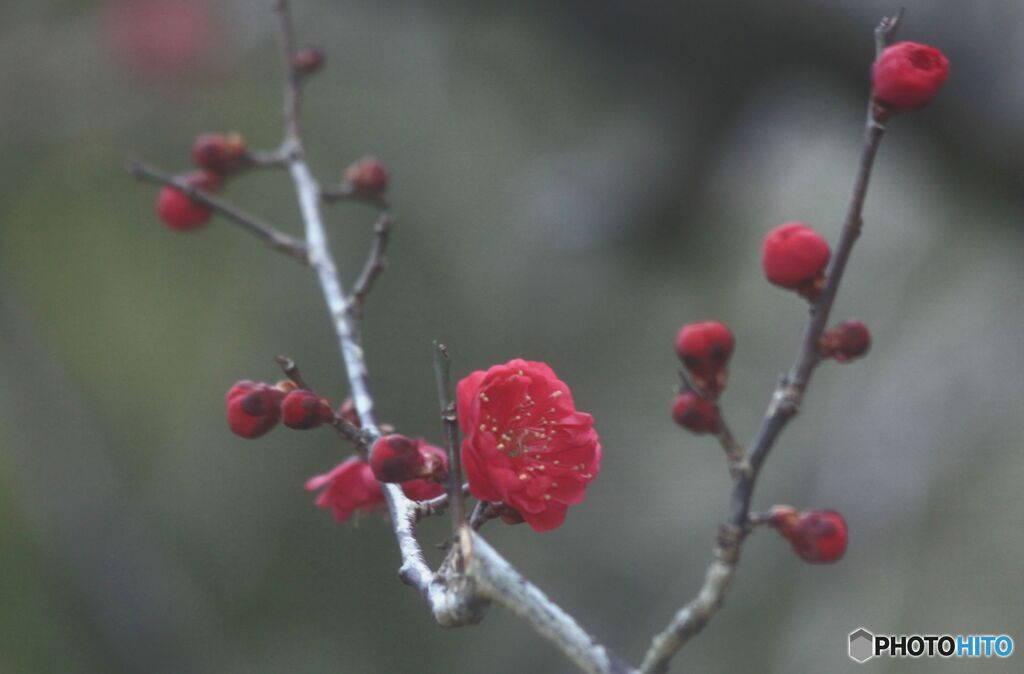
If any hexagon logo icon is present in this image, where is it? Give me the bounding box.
[849,628,875,663]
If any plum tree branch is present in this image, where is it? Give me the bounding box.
[127,4,918,673]
[268,1,634,668]
[348,214,393,316]
[640,10,903,674]
[126,158,308,262]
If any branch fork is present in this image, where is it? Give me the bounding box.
[128,6,912,674]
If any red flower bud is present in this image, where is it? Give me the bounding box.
[762,222,831,296]
[292,46,325,75]
[226,380,284,438]
[281,389,334,430]
[675,321,734,391]
[343,156,388,196]
[671,392,721,434]
[156,170,222,231]
[872,42,949,111]
[769,506,848,564]
[398,442,449,500]
[370,434,428,483]
[192,132,248,174]
[819,320,871,363]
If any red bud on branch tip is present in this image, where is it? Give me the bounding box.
[292,46,325,76]
[762,222,831,299]
[156,170,222,231]
[769,506,848,564]
[192,132,248,175]
[819,320,871,363]
[671,392,721,435]
[226,380,284,438]
[343,156,388,196]
[675,321,734,392]
[370,434,427,483]
[873,42,949,111]
[281,390,334,430]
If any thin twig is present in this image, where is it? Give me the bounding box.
[126,158,308,263]
[875,7,905,57]
[274,354,312,390]
[413,484,471,521]
[272,0,459,625]
[640,11,903,674]
[348,213,393,315]
[469,500,491,531]
[433,343,467,543]
[714,417,749,480]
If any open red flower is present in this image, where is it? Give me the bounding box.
[457,359,601,532]
[307,441,449,522]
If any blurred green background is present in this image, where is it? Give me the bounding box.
[1,1,1022,673]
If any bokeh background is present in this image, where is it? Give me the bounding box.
[1,1,1022,673]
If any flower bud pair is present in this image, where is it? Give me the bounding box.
[226,380,333,438]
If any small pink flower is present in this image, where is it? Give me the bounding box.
[306,457,383,523]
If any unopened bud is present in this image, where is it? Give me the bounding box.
[370,434,427,483]
[769,506,848,564]
[343,156,388,196]
[819,320,871,363]
[226,380,284,438]
[281,389,334,430]
[671,392,721,435]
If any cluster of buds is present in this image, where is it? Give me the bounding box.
[767,506,848,564]
[672,321,734,434]
[226,380,334,439]
[156,131,250,231]
[154,44,333,232]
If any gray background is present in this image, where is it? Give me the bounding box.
[1,1,1021,672]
